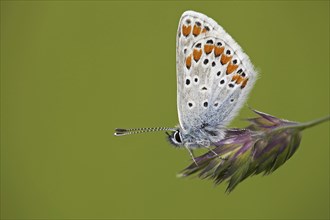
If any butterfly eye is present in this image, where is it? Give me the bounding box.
[174,131,182,143]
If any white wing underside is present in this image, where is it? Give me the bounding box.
[176,11,257,132]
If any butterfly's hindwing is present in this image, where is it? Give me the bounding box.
[176,11,257,141]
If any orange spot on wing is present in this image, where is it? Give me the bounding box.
[193,49,202,62]
[214,46,224,57]
[204,45,214,54]
[202,28,207,33]
[186,55,192,69]
[193,25,201,36]
[182,25,191,37]
[221,55,232,65]
[241,78,249,89]
[231,74,239,82]
[235,76,244,84]
[226,63,239,74]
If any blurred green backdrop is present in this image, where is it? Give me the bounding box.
[1,1,329,219]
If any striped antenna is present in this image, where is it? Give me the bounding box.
[114,127,176,136]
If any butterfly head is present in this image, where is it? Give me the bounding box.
[166,129,184,147]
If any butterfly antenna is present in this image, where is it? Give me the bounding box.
[114,127,176,136]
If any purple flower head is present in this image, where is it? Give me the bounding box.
[178,109,329,192]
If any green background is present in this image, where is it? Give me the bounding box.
[1,1,329,219]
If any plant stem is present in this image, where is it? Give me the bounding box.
[297,115,330,130]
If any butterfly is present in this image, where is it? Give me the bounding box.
[115,11,257,164]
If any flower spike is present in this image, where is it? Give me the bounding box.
[178,110,330,192]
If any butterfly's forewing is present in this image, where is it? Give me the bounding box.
[176,11,257,134]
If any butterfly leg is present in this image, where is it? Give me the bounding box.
[184,146,198,166]
[204,146,218,155]
[203,146,227,160]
